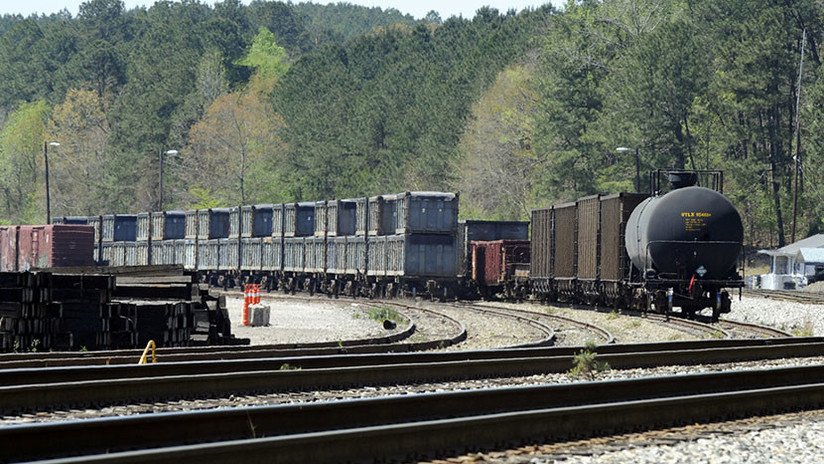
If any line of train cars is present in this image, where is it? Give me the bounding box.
[45,192,530,300]
[7,169,744,319]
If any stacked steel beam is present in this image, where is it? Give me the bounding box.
[0,270,245,352]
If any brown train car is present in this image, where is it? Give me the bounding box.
[530,192,648,305]
[576,195,601,303]
[471,240,530,299]
[529,208,552,278]
[0,226,19,272]
[2,225,95,271]
[552,202,577,298]
[599,193,648,283]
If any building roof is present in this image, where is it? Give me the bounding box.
[759,233,824,257]
[797,248,824,263]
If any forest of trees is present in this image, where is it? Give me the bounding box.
[0,0,822,249]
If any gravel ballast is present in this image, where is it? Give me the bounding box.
[225,297,400,345]
[723,295,824,336]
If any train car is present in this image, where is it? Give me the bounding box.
[623,171,743,317]
[529,170,743,319]
[471,240,530,299]
[0,225,95,271]
[35,172,741,317]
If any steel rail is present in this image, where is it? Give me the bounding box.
[439,303,557,348]
[2,337,819,387]
[642,312,732,338]
[3,340,824,414]
[744,288,824,305]
[0,300,468,369]
[7,365,824,463]
[464,302,615,344]
[714,319,794,338]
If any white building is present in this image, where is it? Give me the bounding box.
[757,234,824,290]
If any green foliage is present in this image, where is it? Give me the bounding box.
[791,319,814,337]
[0,0,819,250]
[275,9,545,200]
[364,306,402,323]
[188,186,223,210]
[236,27,289,81]
[568,341,610,380]
[454,64,540,220]
[292,2,417,44]
[0,100,49,223]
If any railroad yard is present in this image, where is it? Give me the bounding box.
[0,289,821,463]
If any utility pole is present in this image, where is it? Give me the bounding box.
[791,29,806,244]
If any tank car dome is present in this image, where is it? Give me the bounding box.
[625,186,743,280]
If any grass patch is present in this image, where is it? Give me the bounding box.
[625,319,642,329]
[792,319,815,337]
[568,341,610,380]
[606,310,620,320]
[364,306,402,323]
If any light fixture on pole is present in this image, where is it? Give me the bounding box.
[44,141,60,224]
[616,146,641,193]
[159,149,179,211]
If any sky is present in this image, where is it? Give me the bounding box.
[0,1,561,19]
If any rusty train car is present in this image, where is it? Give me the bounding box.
[0,224,95,271]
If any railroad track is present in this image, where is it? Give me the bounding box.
[1,338,821,416]
[525,297,790,341]
[714,318,794,339]
[639,312,731,338]
[744,289,824,305]
[0,299,468,369]
[444,303,557,348]
[6,363,824,463]
[457,301,614,345]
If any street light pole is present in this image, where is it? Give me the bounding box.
[616,146,641,193]
[159,149,179,211]
[44,141,59,224]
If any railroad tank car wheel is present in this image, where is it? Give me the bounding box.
[653,291,668,314]
[720,291,732,314]
[306,278,316,296]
